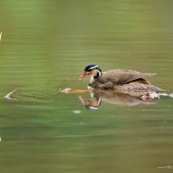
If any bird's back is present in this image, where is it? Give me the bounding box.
[89,69,163,92]
[102,69,156,84]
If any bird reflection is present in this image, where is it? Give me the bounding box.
[78,90,158,109]
[79,95,102,110]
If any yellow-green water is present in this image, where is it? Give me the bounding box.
[0,0,173,173]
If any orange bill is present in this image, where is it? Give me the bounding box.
[78,71,88,80]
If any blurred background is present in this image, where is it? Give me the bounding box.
[0,0,173,173]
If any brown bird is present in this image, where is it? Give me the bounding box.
[78,64,163,92]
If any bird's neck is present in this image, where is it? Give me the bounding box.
[93,69,102,79]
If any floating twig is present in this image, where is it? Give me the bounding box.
[4,89,17,100]
[60,88,89,93]
[0,32,2,42]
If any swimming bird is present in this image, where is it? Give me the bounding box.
[78,64,163,92]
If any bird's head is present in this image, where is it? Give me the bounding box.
[78,64,102,80]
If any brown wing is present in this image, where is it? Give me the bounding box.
[100,69,156,85]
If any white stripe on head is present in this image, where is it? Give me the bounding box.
[88,65,98,70]
[97,70,102,77]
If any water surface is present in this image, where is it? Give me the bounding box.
[0,0,173,173]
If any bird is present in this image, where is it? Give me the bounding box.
[78,64,164,93]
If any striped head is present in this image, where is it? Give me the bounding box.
[78,64,102,80]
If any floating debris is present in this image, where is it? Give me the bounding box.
[159,93,169,96]
[0,136,1,142]
[72,110,81,114]
[60,88,73,93]
[60,88,89,93]
[142,92,173,101]
[0,32,2,42]
[4,89,17,100]
[169,93,173,98]
[142,92,159,101]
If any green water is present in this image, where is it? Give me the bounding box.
[0,0,173,173]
